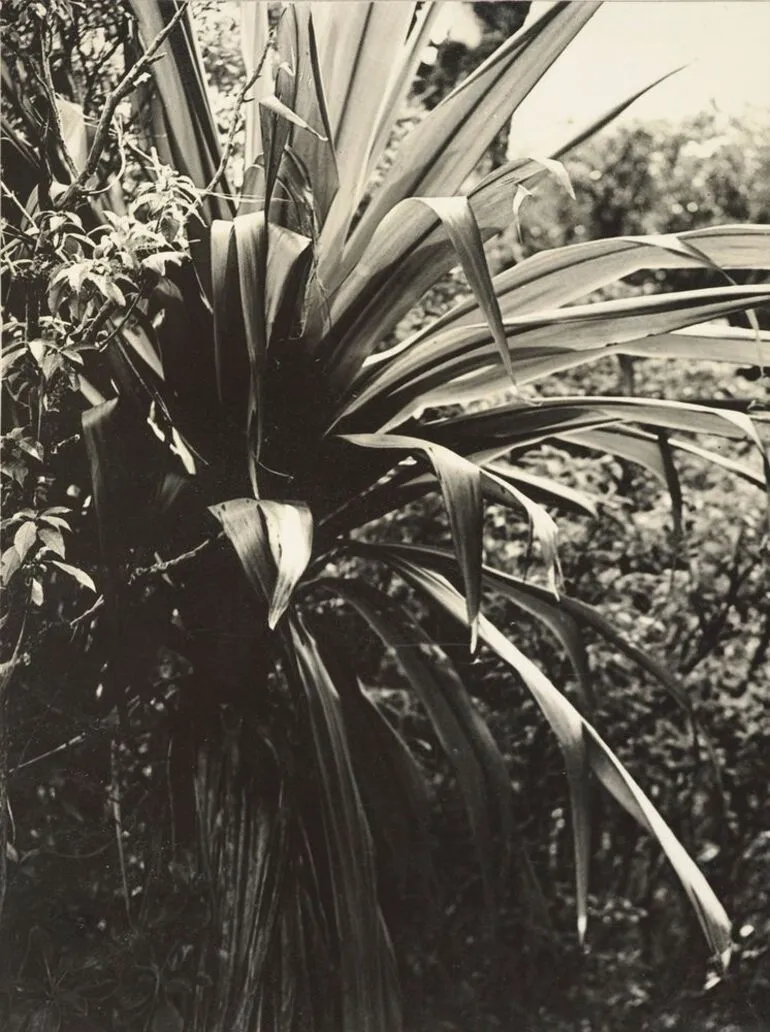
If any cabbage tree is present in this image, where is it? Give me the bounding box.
[2,2,769,1029]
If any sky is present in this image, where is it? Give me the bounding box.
[439,1,770,156]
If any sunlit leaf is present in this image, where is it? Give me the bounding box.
[51,560,97,593]
[13,521,37,564]
[210,497,313,628]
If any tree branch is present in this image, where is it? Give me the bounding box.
[38,27,79,182]
[128,534,222,584]
[55,2,191,211]
[69,533,222,629]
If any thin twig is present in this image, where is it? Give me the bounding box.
[9,731,89,775]
[82,33,126,114]
[110,738,132,927]
[56,2,191,211]
[79,299,116,351]
[129,534,222,584]
[94,292,145,353]
[68,534,221,630]
[38,28,79,181]
[70,594,105,629]
[85,114,128,198]
[203,14,281,197]
[0,183,38,230]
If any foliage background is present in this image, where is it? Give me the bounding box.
[2,4,770,1031]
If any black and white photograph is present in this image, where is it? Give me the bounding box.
[1,2,769,1029]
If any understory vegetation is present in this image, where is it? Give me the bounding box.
[1,3,769,1031]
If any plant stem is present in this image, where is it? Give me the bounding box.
[203,16,281,197]
[56,2,192,210]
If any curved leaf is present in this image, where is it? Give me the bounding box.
[550,66,686,159]
[318,577,511,917]
[404,225,770,346]
[288,614,400,1032]
[340,432,482,647]
[379,553,732,964]
[321,161,550,396]
[349,2,599,257]
[312,2,417,261]
[346,285,770,429]
[210,497,313,628]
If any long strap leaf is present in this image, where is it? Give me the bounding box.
[317,578,511,918]
[347,2,599,264]
[127,0,232,221]
[400,226,770,350]
[379,554,732,966]
[287,614,400,1032]
[347,284,770,430]
[340,432,483,647]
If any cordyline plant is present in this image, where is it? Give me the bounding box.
[2,1,770,1029]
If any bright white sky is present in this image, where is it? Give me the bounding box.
[440,1,770,155]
